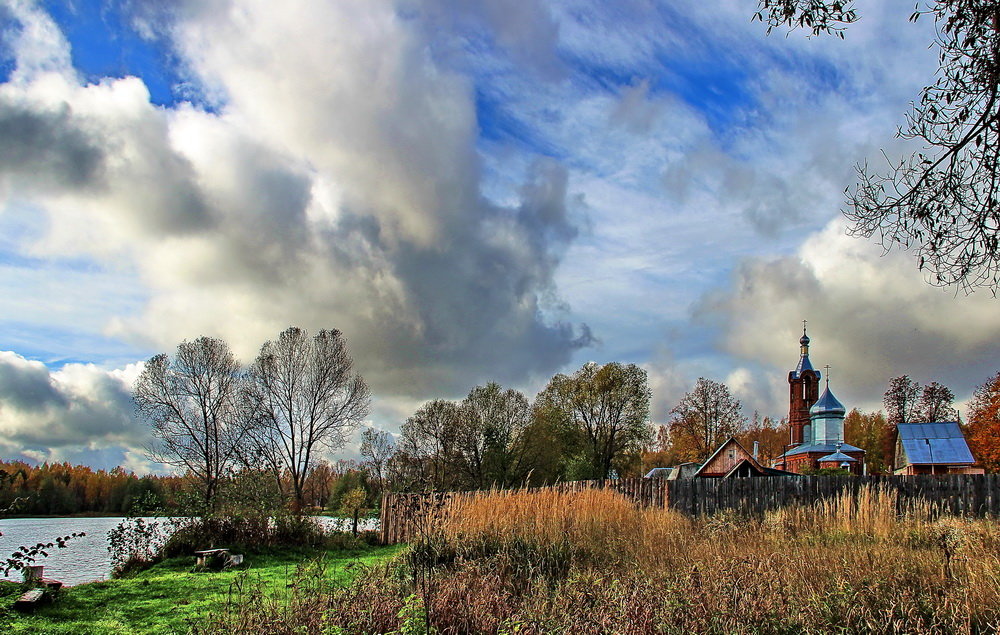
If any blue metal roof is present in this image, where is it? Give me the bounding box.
[810,386,845,415]
[781,442,863,457]
[792,354,819,379]
[897,422,974,465]
[818,450,857,463]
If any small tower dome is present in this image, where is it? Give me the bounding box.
[810,385,845,416]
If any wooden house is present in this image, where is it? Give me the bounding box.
[694,438,792,478]
[894,422,984,475]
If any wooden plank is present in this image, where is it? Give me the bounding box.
[13,588,47,612]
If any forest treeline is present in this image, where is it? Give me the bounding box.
[0,461,184,516]
[0,459,374,516]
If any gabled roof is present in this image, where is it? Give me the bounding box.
[644,467,672,478]
[694,437,749,477]
[897,422,975,465]
[694,437,787,478]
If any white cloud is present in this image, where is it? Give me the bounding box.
[701,218,1000,416]
[0,0,592,407]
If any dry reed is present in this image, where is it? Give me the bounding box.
[199,484,1000,634]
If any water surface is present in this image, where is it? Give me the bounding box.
[0,516,377,586]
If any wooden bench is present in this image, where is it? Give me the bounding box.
[194,549,244,568]
[194,548,230,567]
[13,588,48,612]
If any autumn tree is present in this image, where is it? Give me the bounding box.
[966,372,1000,472]
[517,398,581,485]
[536,362,651,479]
[244,327,371,510]
[844,408,891,475]
[134,336,248,511]
[737,414,789,467]
[640,425,682,474]
[756,1,1000,291]
[668,378,747,463]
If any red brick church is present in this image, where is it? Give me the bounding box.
[775,326,865,474]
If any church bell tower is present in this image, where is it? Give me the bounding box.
[788,323,820,446]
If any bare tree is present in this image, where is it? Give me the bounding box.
[244,327,370,510]
[398,399,461,490]
[360,428,395,498]
[756,1,1000,291]
[918,381,960,422]
[134,336,247,511]
[668,378,747,463]
[884,375,923,425]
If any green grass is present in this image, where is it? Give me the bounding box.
[0,544,402,634]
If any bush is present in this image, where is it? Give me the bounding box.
[108,517,174,577]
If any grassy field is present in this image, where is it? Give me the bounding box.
[0,544,401,634]
[196,486,1000,634]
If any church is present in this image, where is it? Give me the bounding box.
[774,326,866,474]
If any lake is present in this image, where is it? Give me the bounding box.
[0,516,378,586]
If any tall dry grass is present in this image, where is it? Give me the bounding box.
[199,484,1000,634]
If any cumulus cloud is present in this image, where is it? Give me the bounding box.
[0,351,146,452]
[700,219,1000,416]
[0,0,592,406]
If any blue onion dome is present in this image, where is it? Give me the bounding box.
[810,385,845,415]
[800,332,810,346]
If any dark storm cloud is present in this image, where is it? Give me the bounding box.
[0,353,145,447]
[0,352,68,412]
[0,0,592,419]
[0,101,104,188]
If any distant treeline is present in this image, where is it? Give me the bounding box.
[0,459,377,517]
[0,461,186,516]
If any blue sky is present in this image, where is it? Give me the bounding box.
[1,0,998,472]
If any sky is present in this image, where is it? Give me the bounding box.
[1,0,998,472]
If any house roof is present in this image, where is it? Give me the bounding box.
[644,467,672,478]
[694,437,752,477]
[897,422,975,465]
[694,437,793,478]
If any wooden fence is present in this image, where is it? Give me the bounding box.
[379,474,1000,544]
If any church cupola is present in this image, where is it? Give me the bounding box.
[810,378,846,446]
